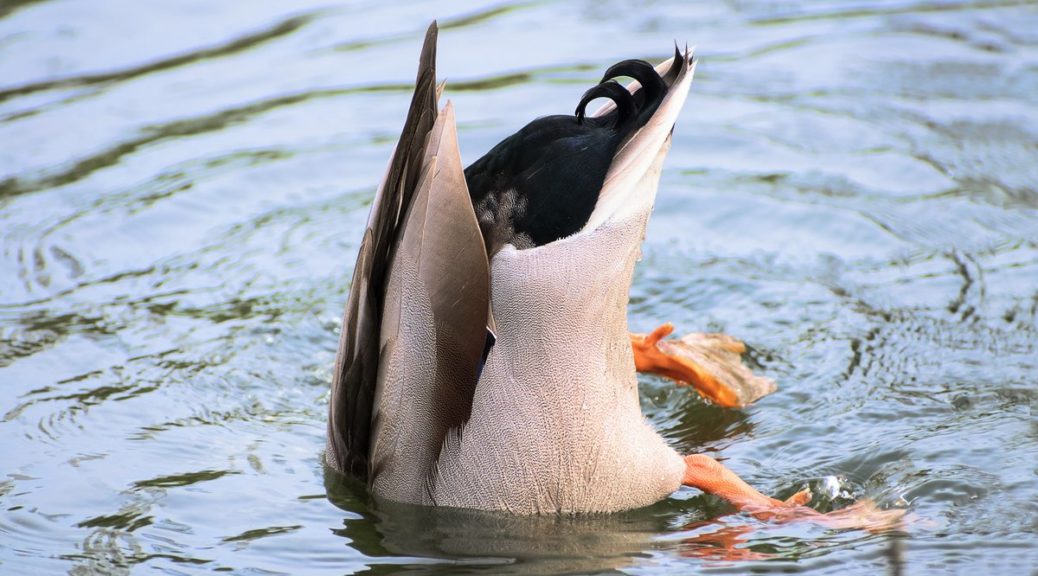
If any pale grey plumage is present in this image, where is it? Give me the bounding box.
[327,22,698,514]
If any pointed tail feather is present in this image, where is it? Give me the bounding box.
[327,22,440,477]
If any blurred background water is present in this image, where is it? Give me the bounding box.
[2,1,1037,574]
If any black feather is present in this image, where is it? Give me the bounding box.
[464,58,671,250]
[575,80,635,128]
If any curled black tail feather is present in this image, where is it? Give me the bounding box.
[575,80,635,128]
[602,59,664,116]
[582,59,669,140]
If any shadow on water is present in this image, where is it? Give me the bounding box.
[324,465,678,575]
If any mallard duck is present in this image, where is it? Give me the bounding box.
[325,22,812,516]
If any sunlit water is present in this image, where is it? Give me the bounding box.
[2,1,1037,574]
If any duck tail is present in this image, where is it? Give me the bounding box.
[327,22,440,478]
[577,58,670,141]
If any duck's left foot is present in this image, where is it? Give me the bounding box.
[682,454,786,509]
[630,323,776,408]
[682,455,905,531]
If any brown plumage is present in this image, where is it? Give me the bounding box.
[328,22,698,513]
[326,24,446,478]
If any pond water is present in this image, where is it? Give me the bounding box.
[2,1,1036,574]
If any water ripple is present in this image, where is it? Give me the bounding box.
[2,0,1038,574]
[0,12,318,104]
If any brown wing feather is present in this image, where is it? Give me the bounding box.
[327,23,490,488]
[327,22,440,477]
[369,102,490,500]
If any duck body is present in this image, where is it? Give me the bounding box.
[326,23,908,532]
[328,22,705,514]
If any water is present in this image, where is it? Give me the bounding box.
[2,1,1036,573]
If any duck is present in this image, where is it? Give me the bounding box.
[325,22,896,521]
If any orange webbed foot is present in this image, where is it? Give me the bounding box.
[630,323,776,408]
[682,454,906,532]
[744,498,907,532]
[783,488,812,507]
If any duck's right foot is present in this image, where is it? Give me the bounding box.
[630,323,776,408]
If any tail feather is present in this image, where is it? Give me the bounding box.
[327,22,441,478]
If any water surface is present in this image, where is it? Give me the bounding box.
[2,1,1037,574]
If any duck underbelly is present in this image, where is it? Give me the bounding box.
[429,373,685,514]
[428,217,684,514]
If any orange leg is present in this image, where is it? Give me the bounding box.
[642,324,904,530]
[682,454,905,530]
[682,454,808,511]
[630,323,775,408]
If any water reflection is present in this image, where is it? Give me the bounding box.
[325,466,912,572]
[325,466,673,574]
